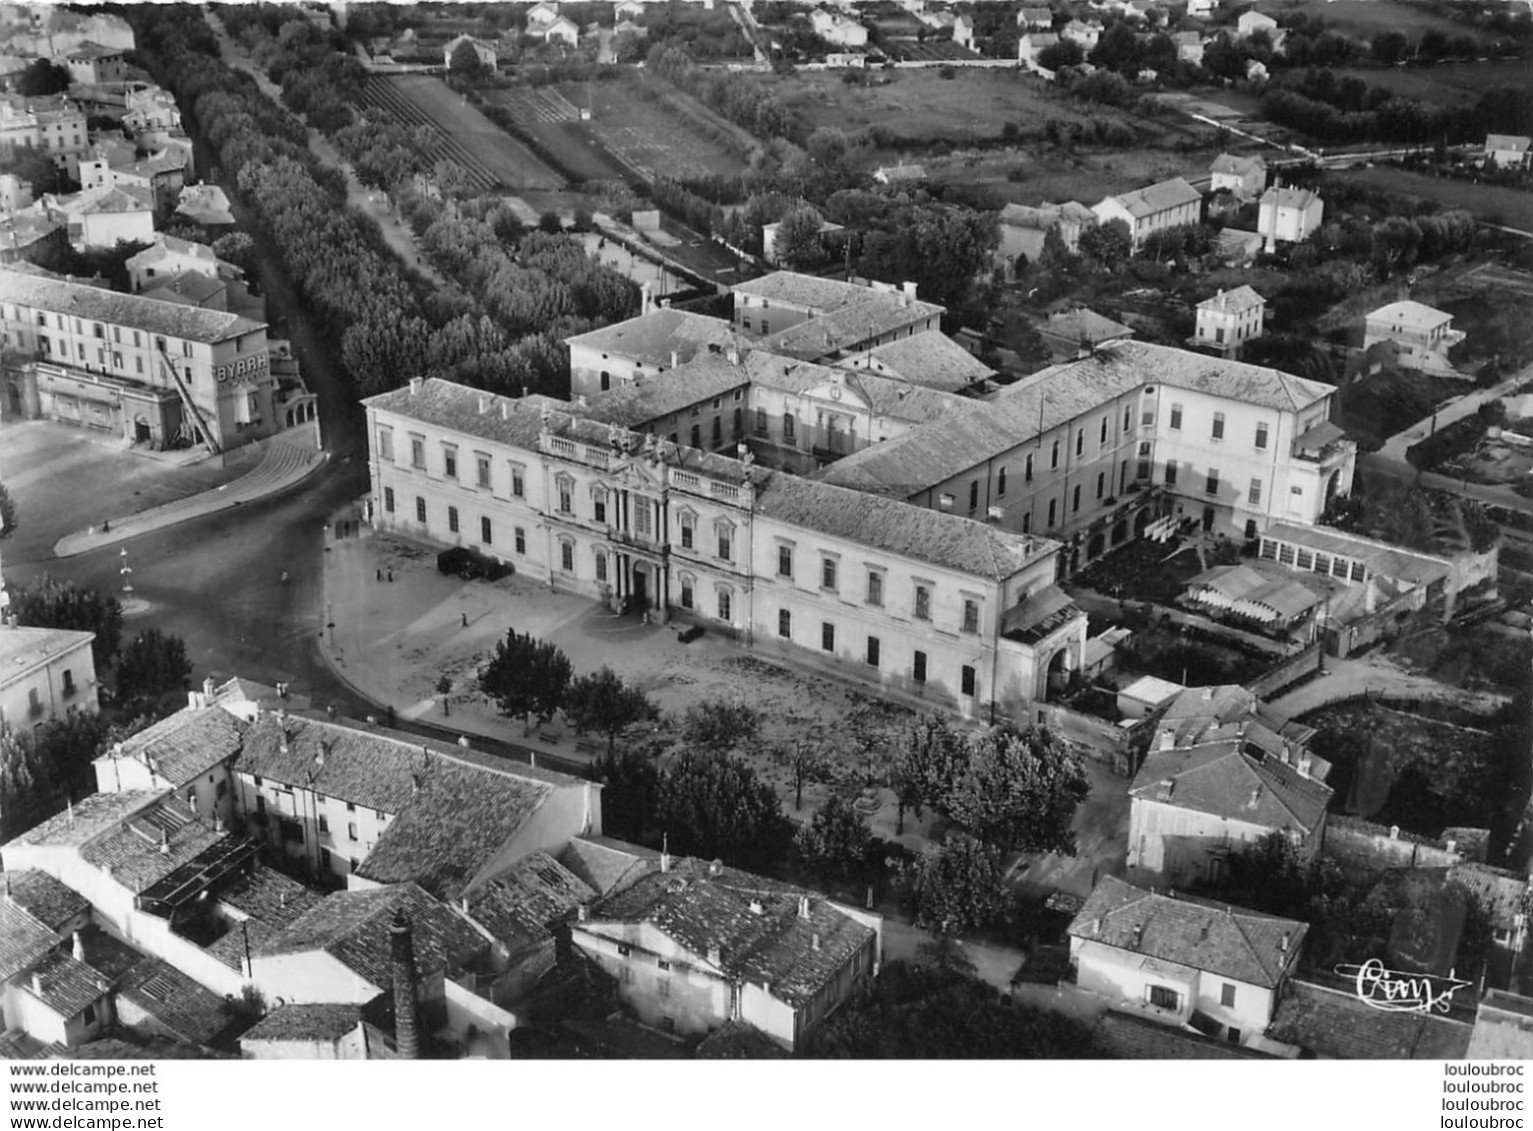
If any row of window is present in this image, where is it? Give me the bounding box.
[5,308,199,359]
[1168,404,1269,450]
[774,608,979,695]
[384,488,528,553]
[1163,462,1308,508]
[773,546,981,632]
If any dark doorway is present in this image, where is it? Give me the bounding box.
[631,566,648,607]
[134,419,152,444]
[1201,507,1215,532]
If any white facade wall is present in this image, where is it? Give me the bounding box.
[248,951,382,1006]
[1258,198,1323,246]
[242,1026,366,1059]
[0,636,98,732]
[1194,303,1265,351]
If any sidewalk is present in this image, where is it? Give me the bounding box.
[53,425,327,558]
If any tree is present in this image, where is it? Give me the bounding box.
[17,59,70,97]
[1417,29,1448,64]
[210,232,258,278]
[4,146,67,197]
[448,38,487,77]
[435,674,452,716]
[773,206,829,271]
[0,483,16,541]
[594,744,661,845]
[113,629,191,715]
[1037,38,1084,72]
[801,956,1097,1058]
[0,712,115,841]
[564,666,653,758]
[1078,218,1133,271]
[538,210,564,234]
[896,834,1009,936]
[795,792,874,884]
[946,725,1091,855]
[1370,216,1423,274]
[781,740,826,812]
[10,578,123,667]
[655,751,790,867]
[681,700,760,754]
[893,713,967,831]
[1372,30,1409,66]
[478,629,572,734]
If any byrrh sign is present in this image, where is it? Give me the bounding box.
[216,352,270,384]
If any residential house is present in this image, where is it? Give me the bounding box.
[240,1003,370,1060]
[1192,286,1266,356]
[1091,177,1203,250]
[442,34,497,70]
[1213,228,1263,268]
[761,216,844,266]
[1039,307,1134,360]
[1209,153,1267,201]
[872,163,927,187]
[1127,698,1333,884]
[124,86,181,134]
[92,698,247,826]
[3,946,114,1049]
[1061,19,1103,50]
[55,183,155,251]
[1236,10,1279,39]
[1018,31,1061,70]
[810,8,869,46]
[1068,876,1307,1049]
[0,94,89,179]
[0,625,98,733]
[0,270,279,453]
[60,42,128,86]
[1172,31,1206,64]
[1257,184,1323,251]
[0,871,95,1041]
[525,1,561,32]
[78,148,186,214]
[1017,7,1055,28]
[459,849,595,1007]
[952,14,975,48]
[996,200,1096,265]
[175,183,235,227]
[819,340,1356,553]
[1269,978,1473,1058]
[1484,134,1532,169]
[541,16,581,48]
[0,211,68,265]
[571,852,882,1050]
[365,377,1083,718]
[0,172,32,211]
[614,0,647,18]
[1186,0,1214,17]
[231,711,601,894]
[564,307,745,398]
[125,234,244,295]
[1362,300,1464,374]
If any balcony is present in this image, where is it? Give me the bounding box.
[1291,421,1354,465]
[606,525,667,558]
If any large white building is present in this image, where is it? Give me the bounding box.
[364,378,1087,719]
[0,94,89,179]
[0,624,98,733]
[1091,178,1203,251]
[820,341,1354,557]
[0,272,279,453]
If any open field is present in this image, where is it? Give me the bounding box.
[763,68,1119,147]
[364,75,564,192]
[1327,60,1532,106]
[584,76,754,181]
[1281,0,1506,43]
[477,86,626,183]
[925,146,1210,209]
[1331,165,1533,231]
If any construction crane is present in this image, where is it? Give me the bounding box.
[157,345,221,455]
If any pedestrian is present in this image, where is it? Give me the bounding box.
[387,568,394,583]
[377,568,382,582]
[461,612,468,628]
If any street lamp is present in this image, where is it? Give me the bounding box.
[118,548,133,596]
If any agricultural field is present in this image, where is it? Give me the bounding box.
[1333,165,1533,232]
[478,86,627,183]
[363,75,564,192]
[583,75,756,181]
[762,68,1122,148]
[925,144,1222,210]
[1327,60,1532,107]
[1279,0,1507,44]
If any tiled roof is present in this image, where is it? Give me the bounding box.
[1367,300,1452,331]
[0,272,263,343]
[1002,585,1084,644]
[463,850,594,949]
[143,271,227,306]
[1185,563,1319,620]
[117,957,241,1046]
[1448,863,1528,930]
[755,470,1051,581]
[1211,153,1265,177]
[861,331,994,391]
[696,1019,791,1058]
[1068,877,1306,988]
[9,790,163,848]
[735,351,967,420]
[19,949,110,1018]
[564,308,744,370]
[1093,1010,1276,1059]
[1197,285,1265,315]
[0,1031,47,1059]
[65,42,122,60]
[1043,307,1134,345]
[79,795,233,894]
[108,704,247,788]
[0,900,58,983]
[207,866,325,970]
[125,234,217,269]
[1099,177,1201,220]
[758,290,943,360]
[240,1003,363,1044]
[0,626,96,681]
[70,184,153,216]
[1261,185,1320,212]
[582,350,751,427]
[557,835,660,897]
[256,883,486,993]
[828,340,1329,498]
[1467,990,1533,1059]
[734,272,930,315]
[1131,734,1332,834]
[3,871,88,933]
[1269,978,1473,1058]
[584,857,874,1007]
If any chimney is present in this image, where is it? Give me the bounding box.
[1297,756,1312,779]
[1280,931,1291,953]
[478,394,490,414]
[798,895,810,920]
[31,972,42,996]
[1389,825,1400,840]
[213,812,225,833]
[389,910,421,1060]
[1247,786,1262,810]
[660,834,671,874]
[749,899,764,915]
[1446,838,1458,856]
[577,904,588,923]
[726,347,740,365]
[707,945,722,966]
[1092,917,1102,937]
[670,350,679,368]
[1132,924,1144,950]
[277,682,290,700]
[501,401,512,420]
[902,281,918,301]
[458,735,470,748]
[202,675,215,698]
[811,932,822,951]
[409,376,423,395]
[72,931,84,962]
[1158,729,1175,751]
